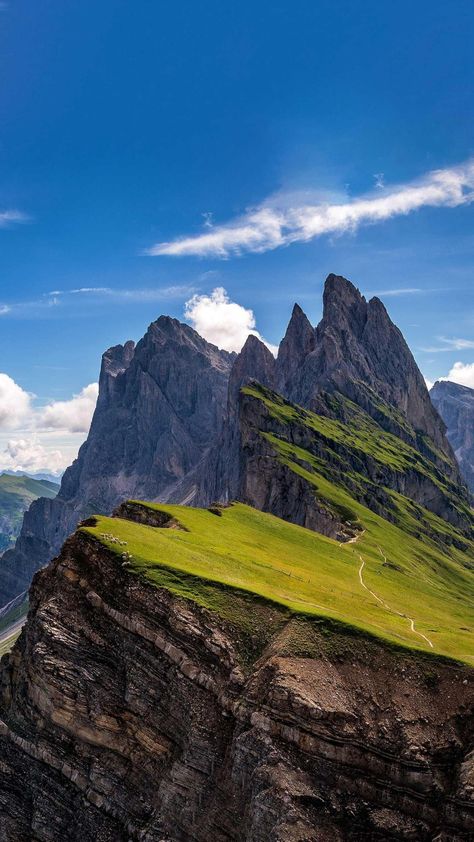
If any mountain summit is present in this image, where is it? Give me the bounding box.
[0,273,469,608]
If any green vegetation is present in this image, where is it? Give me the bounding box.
[0,629,21,658]
[242,384,473,538]
[80,381,472,667]
[0,473,59,552]
[82,496,474,665]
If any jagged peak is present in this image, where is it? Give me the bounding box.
[143,314,235,366]
[229,333,275,399]
[321,274,367,336]
[431,379,474,396]
[278,302,314,356]
[101,340,135,378]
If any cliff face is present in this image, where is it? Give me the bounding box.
[1,274,467,608]
[275,275,459,474]
[0,319,233,607]
[0,523,473,842]
[431,380,474,494]
[235,384,473,542]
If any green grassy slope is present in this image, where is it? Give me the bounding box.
[0,474,59,552]
[82,497,474,665]
[242,384,472,534]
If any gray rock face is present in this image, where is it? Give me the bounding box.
[0,528,473,841]
[1,273,468,607]
[0,317,233,607]
[431,380,474,493]
[276,275,459,476]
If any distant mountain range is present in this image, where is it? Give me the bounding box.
[430,379,474,494]
[0,474,59,554]
[1,470,63,484]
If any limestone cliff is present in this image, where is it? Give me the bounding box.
[431,380,474,494]
[0,516,472,841]
[1,273,467,609]
[0,318,233,607]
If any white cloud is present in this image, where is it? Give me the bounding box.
[0,438,65,475]
[184,287,278,355]
[39,383,99,433]
[439,361,474,389]
[148,158,474,258]
[0,374,32,429]
[0,373,99,474]
[422,337,474,353]
[49,285,195,302]
[368,288,422,297]
[0,210,27,227]
[424,376,434,391]
[0,305,10,315]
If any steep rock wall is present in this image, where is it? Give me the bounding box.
[0,527,472,841]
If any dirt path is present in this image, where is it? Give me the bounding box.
[339,529,365,546]
[357,554,433,648]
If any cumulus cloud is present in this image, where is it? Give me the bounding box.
[439,361,474,389]
[0,438,65,475]
[0,373,32,429]
[148,158,474,258]
[39,383,99,433]
[184,287,278,354]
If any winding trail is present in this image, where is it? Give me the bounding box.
[357,554,433,649]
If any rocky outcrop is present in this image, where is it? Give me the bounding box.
[187,334,277,507]
[431,380,474,494]
[0,318,233,607]
[235,385,473,542]
[276,275,460,476]
[0,526,472,841]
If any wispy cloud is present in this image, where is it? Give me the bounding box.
[48,285,195,302]
[147,159,474,259]
[0,305,11,315]
[0,210,28,227]
[366,287,423,297]
[421,337,474,353]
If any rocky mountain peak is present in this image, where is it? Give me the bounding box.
[228,334,276,413]
[321,273,368,337]
[98,340,136,408]
[275,302,315,394]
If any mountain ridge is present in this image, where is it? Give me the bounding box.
[0,273,469,608]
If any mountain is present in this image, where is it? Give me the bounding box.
[0,274,469,611]
[0,273,473,839]
[0,474,59,554]
[0,318,233,607]
[0,499,472,840]
[430,380,474,493]
[2,470,63,484]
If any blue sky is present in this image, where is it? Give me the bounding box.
[0,0,473,472]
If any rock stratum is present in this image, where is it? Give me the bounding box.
[0,271,473,841]
[0,502,473,842]
[431,380,474,494]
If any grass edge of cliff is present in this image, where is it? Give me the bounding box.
[79,500,474,667]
